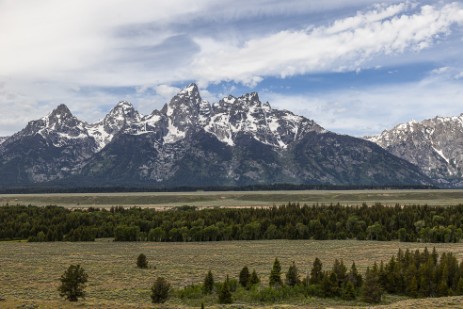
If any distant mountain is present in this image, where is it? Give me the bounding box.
[367,114,463,187]
[0,83,431,188]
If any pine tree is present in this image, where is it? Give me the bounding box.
[407,275,418,298]
[347,262,363,288]
[249,269,260,286]
[218,275,233,304]
[437,276,449,297]
[342,280,356,300]
[203,270,214,294]
[285,262,300,287]
[321,271,338,297]
[269,258,282,287]
[361,265,382,304]
[332,259,347,287]
[150,277,171,303]
[239,266,251,288]
[309,257,323,284]
[58,264,88,302]
[405,263,417,297]
[456,277,463,295]
[136,253,148,269]
[437,260,449,297]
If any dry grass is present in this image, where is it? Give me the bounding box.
[3,240,463,308]
[1,189,463,209]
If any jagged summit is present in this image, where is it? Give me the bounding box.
[0,83,433,188]
[178,83,200,95]
[50,104,72,117]
[367,113,463,186]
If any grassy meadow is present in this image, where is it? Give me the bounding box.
[3,189,463,307]
[3,239,463,308]
[1,189,463,209]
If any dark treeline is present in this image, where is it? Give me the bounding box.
[179,247,463,304]
[1,203,463,243]
[297,247,463,301]
[0,183,436,194]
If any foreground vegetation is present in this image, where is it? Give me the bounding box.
[1,203,463,243]
[3,240,463,308]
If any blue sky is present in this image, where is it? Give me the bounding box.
[2,0,463,136]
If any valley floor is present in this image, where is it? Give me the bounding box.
[1,189,463,209]
[2,239,463,308]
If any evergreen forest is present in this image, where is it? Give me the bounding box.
[1,203,462,243]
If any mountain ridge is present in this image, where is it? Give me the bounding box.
[0,83,432,188]
[367,113,463,187]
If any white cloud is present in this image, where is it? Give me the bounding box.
[1,1,463,136]
[191,2,463,85]
[264,76,463,137]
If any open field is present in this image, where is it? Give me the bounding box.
[1,189,463,209]
[3,240,463,308]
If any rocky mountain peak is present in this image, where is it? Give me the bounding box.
[178,83,200,96]
[43,104,83,133]
[0,82,435,188]
[107,101,137,118]
[50,104,72,117]
[367,114,463,186]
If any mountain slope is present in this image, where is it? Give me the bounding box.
[367,114,463,186]
[0,84,432,188]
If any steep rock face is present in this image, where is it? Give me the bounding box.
[367,115,463,186]
[0,105,97,183]
[0,83,432,188]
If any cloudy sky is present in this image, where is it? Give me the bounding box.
[2,0,463,137]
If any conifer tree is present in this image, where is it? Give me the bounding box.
[432,247,438,265]
[203,270,214,294]
[347,262,363,288]
[437,260,449,297]
[269,258,282,287]
[136,253,148,269]
[285,262,300,287]
[342,280,356,300]
[58,264,88,302]
[239,266,250,288]
[150,277,171,303]
[361,265,382,304]
[407,275,418,298]
[332,259,347,287]
[249,269,260,286]
[456,277,463,295]
[218,275,233,304]
[309,257,323,284]
[404,263,417,297]
[321,271,338,297]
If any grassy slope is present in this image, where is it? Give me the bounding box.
[2,240,463,308]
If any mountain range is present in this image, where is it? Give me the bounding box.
[0,83,439,189]
[367,114,463,188]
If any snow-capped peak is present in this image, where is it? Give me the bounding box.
[179,83,199,95]
[11,83,325,152]
[50,104,72,117]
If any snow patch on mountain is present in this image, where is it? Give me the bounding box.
[367,113,463,185]
[3,83,325,154]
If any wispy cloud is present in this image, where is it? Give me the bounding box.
[1,1,463,136]
[264,74,463,137]
[191,2,463,85]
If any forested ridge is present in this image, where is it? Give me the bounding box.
[1,203,463,243]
